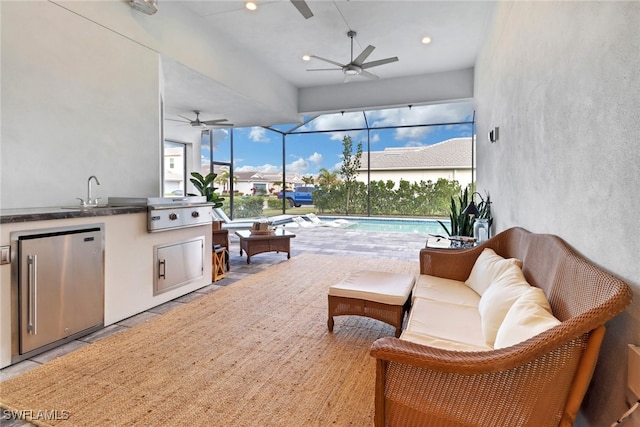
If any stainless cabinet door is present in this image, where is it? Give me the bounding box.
[19,229,104,354]
[154,237,204,295]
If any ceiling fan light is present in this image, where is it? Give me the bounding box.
[345,69,359,76]
[245,1,257,11]
[421,36,432,45]
[302,55,311,61]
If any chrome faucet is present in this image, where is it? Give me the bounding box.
[77,176,101,207]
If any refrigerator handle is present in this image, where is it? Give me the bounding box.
[27,254,37,335]
[159,259,166,279]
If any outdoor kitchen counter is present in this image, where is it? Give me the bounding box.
[0,209,213,369]
[0,205,147,224]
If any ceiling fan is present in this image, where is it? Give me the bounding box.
[290,0,313,19]
[167,111,233,128]
[307,31,399,82]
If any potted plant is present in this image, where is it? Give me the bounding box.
[437,188,491,240]
[188,172,225,206]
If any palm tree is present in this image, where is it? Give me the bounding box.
[214,169,236,192]
[317,168,339,188]
[302,175,315,186]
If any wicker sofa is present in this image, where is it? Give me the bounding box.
[370,227,632,427]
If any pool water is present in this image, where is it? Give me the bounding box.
[322,216,450,235]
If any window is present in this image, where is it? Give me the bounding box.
[163,140,186,196]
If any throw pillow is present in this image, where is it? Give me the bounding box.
[494,287,561,349]
[465,248,523,296]
[478,263,531,346]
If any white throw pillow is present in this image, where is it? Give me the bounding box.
[478,263,531,346]
[465,248,523,296]
[494,287,561,349]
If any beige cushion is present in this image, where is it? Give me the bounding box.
[478,264,532,346]
[328,270,416,306]
[494,288,561,349]
[402,298,491,351]
[413,274,480,307]
[465,248,523,296]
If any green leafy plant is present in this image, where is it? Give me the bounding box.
[437,189,492,237]
[339,135,363,215]
[188,172,225,208]
[437,188,473,237]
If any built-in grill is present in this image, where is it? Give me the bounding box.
[108,196,214,232]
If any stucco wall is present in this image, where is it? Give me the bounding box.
[475,2,640,425]
[1,1,162,209]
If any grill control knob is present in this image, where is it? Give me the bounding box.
[169,213,179,221]
[191,211,200,218]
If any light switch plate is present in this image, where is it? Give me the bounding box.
[0,246,10,265]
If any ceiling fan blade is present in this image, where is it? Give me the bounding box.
[310,55,345,68]
[166,118,188,123]
[210,123,233,127]
[307,68,342,71]
[352,45,375,66]
[290,0,313,19]
[360,70,379,80]
[202,119,230,125]
[343,73,356,83]
[177,114,193,122]
[361,57,399,70]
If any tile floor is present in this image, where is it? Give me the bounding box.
[0,225,430,426]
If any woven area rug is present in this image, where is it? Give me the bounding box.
[0,253,418,426]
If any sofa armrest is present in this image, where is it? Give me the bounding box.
[419,245,485,281]
[371,333,592,427]
[370,333,578,374]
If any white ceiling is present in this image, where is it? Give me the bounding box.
[162,0,495,130]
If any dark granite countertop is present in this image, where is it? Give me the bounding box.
[0,206,147,224]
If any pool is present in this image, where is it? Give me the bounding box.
[321,216,450,235]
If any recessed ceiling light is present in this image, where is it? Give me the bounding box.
[302,55,311,61]
[245,1,257,11]
[421,36,432,45]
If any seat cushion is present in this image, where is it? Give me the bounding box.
[465,248,523,296]
[413,274,480,307]
[478,263,532,346]
[401,298,491,351]
[494,287,561,349]
[328,270,416,306]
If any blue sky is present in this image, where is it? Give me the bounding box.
[204,101,474,177]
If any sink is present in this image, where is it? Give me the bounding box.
[60,205,108,210]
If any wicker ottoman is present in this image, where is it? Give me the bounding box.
[328,270,416,338]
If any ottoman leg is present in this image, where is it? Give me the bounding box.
[328,316,334,332]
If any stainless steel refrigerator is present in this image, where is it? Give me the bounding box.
[16,225,104,356]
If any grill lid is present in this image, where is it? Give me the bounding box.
[108,196,210,208]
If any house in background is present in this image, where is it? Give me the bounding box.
[221,170,305,196]
[357,137,473,189]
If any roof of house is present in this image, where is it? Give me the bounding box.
[233,170,304,184]
[359,137,473,171]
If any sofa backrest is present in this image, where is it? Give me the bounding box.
[490,227,631,327]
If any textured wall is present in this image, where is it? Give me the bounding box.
[475,2,640,425]
[1,1,161,208]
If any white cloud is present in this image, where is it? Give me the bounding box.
[367,103,473,141]
[287,158,309,174]
[248,127,270,142]
[303,112,367,141]
[308,152,323,164]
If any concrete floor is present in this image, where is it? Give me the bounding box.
[0,225,430,426]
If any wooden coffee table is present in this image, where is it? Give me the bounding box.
[235,229,296,264]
